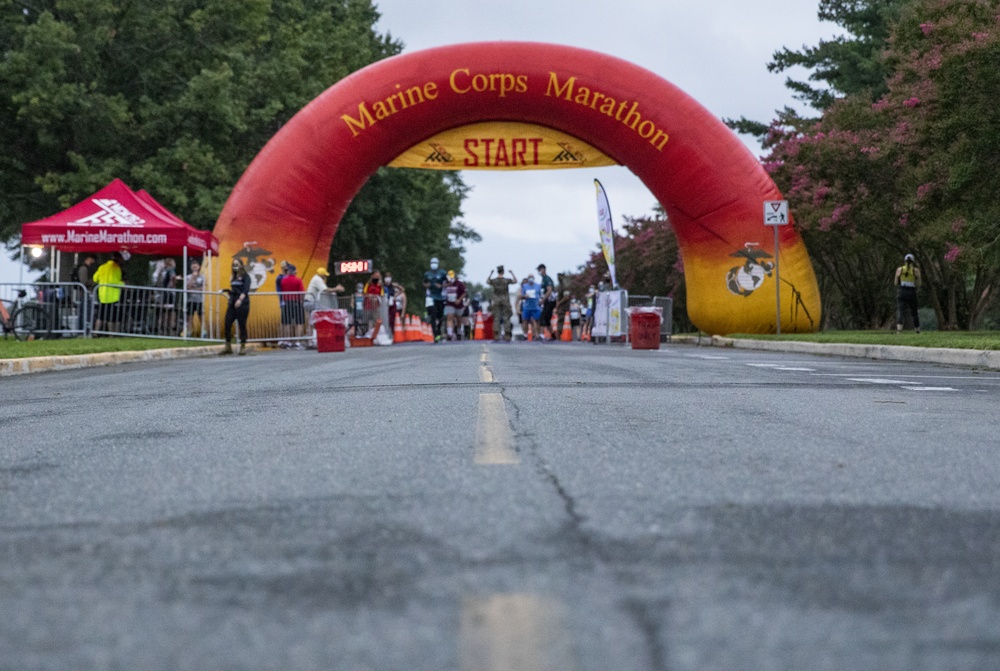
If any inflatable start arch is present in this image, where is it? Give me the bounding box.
[214,41,820,334]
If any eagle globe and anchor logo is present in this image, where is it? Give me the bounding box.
[726,242,775,297]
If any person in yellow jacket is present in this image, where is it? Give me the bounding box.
[92,252,126,333]
[893,253,921,334]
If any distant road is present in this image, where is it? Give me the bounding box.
[2,342,999,670]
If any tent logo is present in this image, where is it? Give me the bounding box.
[70,199,146,228]
[423,143,454,165]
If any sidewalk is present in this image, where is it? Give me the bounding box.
[4,336,1000,377]
[0,343,264,377]
[672,334,1000,370]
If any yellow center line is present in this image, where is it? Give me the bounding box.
[459,594,578,671]
[474,393,518,465]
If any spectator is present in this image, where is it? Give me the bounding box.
[894,253,921,334]
[70,253,97,331]
[92,252,126,334]
[306,267,343,347]
[555,282,571,339]
[423,257,447,342]
[520,273,542,341]
[443,270,467,341]
[275,260,290,344]
[221,258,251,355]
[184,261,205,338]
[154,258,179,335]
[487,265,517,341]
[383,271,406,334]
[279,264,306,348]
[351,281,368,337]
[537,263,557,340]
[583,285,597,342]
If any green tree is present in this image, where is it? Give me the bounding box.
[726,0,910,138]
[333,169,478,301]
[763,0,1000,329]
[0,0,472,278]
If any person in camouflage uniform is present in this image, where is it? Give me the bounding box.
[486,265,517,341]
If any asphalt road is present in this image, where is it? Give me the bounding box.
[2,341,999,671]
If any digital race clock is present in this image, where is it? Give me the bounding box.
[334,259,373,275]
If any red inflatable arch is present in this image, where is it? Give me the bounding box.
[214,41,820,334]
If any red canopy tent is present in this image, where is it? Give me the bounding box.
[20,178,218,256]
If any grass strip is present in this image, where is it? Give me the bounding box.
[0,336,210,360]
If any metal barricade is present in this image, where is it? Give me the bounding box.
[652,296,674,341]
[1,282,90,338]
[348,293,388,339]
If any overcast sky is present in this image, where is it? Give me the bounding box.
[373,0,839,285]
[1,1,839,286]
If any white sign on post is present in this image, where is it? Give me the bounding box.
[764,200,789,226]
[763,200,789,334]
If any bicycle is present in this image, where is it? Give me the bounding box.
[0,290,54,341]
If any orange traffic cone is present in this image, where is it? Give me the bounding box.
[549,312,558,339]
[560,312,572,341]
[393,313,405,343]
[473,312,485,340]
[408,315,420,342]
[423,321,433,342]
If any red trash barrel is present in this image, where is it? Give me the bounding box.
[312,309,347,353]
[630,309,661,350]
[483,313,494,340]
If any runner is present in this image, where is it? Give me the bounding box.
[537,264,557,340]
[422,257,447,342]
[519,274,542,341]
[568,295,583,341]
[443,270,467,341]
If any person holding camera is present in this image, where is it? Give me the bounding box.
[487,265,516,341]
[894,253,921,334]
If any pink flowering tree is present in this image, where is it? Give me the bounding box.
[763,0,1000,329]
[568,206,692,331]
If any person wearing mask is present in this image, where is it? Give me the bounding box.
[279,264,306,348]
[383,271,406,335]
[442,270,467,341]
[422,257,447,342]
[519,273,542,341]
[569,295,583,341]
[92,252,126,334]
[221,258,251,355]
[184,260,205,338]
[487,265,517,341]
[894,253,922,334]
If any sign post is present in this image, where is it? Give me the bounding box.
[763,200,789,334]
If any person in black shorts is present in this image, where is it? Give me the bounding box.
[537,263,556,340]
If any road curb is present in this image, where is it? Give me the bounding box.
[671,335,1000,370]
[0,343,264,377]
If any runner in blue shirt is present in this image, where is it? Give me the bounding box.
[519,274,542,341]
